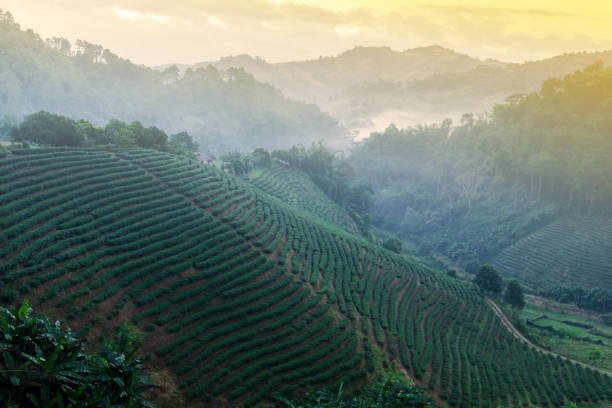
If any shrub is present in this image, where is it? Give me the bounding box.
[0,300,153,407]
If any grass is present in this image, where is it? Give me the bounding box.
[518,300,612,371]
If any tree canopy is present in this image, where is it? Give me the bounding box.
[271,143,374,237]
[9,111,197,156]
[349,62,612,269]
[504,279,526,309]
[474,264,503,294]
[383,237,403,254]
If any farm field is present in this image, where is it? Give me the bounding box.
[517,300,612,372]
[0,148,611,407]
[492,217,612,290]
[247,164,359,235]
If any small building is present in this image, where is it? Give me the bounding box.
[198,153,212,165]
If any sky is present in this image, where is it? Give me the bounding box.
[2,0,612,66]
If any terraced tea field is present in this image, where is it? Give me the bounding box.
[493,217,612,290]
[248,164,359,234]
[0,148,610,407]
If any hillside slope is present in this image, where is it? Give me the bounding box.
[0,149,611,407]
[0,11,344,152]
[493,217,612,291]
[247,164,359,235]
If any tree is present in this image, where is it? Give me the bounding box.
[10,111,85,146]
[171,131,199,153]
[221,151,250,175]
[383,237,402,254]
[0,300,153,407]
[474,264,503,294]
[504,279,525,309]
[251,148,271,168]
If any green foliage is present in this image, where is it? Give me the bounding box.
[1,148,611,407]
[8,111,192,155]
[170,131,199,154]
[282,378,432,408]
[0,299,153,407]
[221,151,250,175]
[350,63,612,272]
[11,111,85,146]
[271,143,373,236]
[251,148,271,168]
[383,237,402,254]
[248,163,359,234]
[539,285,612,313]
[473,264,502,294]
[494,216,612,292]
[504,279,525,309]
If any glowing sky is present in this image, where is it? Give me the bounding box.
[2,0,612,66]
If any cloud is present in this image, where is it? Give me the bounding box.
[335,25,360,38]
[112,8,169,23]
[207,16,227,27]
[4,0,612,65]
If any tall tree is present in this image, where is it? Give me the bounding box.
[474,264,503,294]
[504,279,526,309]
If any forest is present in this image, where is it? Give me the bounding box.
[350,62,612,267]
[0,10,344,153]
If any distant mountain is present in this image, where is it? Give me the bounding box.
[164,47,612,135]
[0,11,345,153]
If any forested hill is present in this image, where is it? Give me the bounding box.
[0,10,344,153]
[350,63,612,289]
[163,46,497,105]
[1,148,610,407]
[165,46,612,130]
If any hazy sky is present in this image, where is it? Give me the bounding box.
[3,1,612,66]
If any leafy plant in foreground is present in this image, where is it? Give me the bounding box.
[0,299,153,407]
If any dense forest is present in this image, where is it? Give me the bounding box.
[0,10,344,153]
[350,62,612,267]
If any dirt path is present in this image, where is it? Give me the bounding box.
[486,297,612,378]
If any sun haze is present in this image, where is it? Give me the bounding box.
[2,1,612,65]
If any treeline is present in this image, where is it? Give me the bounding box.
[0,9,344,153]
[350,62,612,266]
[539,286,612,313]
[7,111,199,156]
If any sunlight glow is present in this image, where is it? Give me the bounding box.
[112,8,169,23]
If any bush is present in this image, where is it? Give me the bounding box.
[383,237,402,254]
[0,300,153,407]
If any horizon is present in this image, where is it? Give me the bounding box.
[2,1,612,66]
